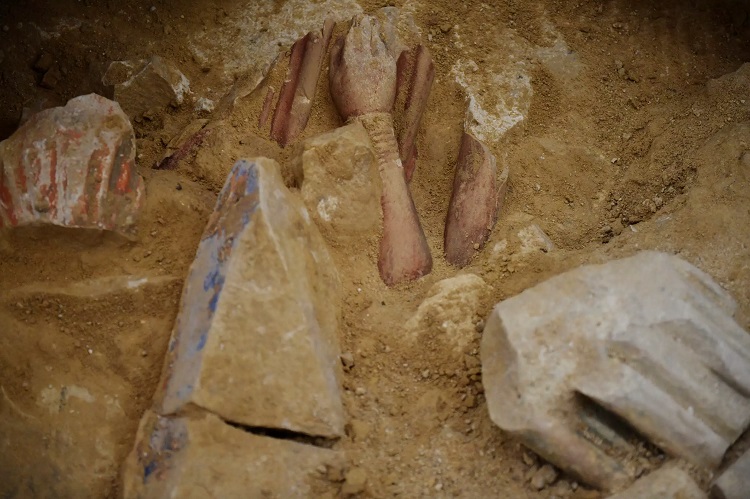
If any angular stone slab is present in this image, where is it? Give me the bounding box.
[607,465,706,499]
[123,411,345,498]
[294,120,380,241]
[711,448,750,499]
[481,251,750,491]
[103,56,190,119]
[158,158,345,438]
[0,94,145,237]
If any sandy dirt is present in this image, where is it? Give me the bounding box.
[1,0,750,497]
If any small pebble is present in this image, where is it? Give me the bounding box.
[340,352,355,369]
[355,387,366,395]
[342,468,367,496]
[530,464,558,490]
[176,182,182,191]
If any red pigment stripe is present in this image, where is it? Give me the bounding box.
[270,33,308,145]
[88,141,111,228]
[47,143,58,220]
[0,174,17,226]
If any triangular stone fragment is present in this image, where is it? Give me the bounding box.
[158,158,345,438]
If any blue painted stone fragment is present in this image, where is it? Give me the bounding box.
[156,157,344,439]
[157,160,260,404]
[122,411,345,497]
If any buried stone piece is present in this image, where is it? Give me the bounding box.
[330,14,432,286]
[293,120,381,240]
[123,411,345,498]
[157,158,345,439]
[0,94,145,236]
[102,56,191,119]
[481,251,750,491]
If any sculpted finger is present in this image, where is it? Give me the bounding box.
[521,419,632,492]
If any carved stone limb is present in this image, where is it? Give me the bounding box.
[329,15,432,286]
[394,45,435,182]
[360,113,432,286]
[444,131,509,267]
[270,19,334,147]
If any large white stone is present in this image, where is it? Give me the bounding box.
[481,251,750,491]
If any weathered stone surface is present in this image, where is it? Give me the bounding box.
[406,274,489,355]
[607,465,706,499]
[294,121,380,241]
[0,94,145,236]
[103,56,190,119]
[123,411,345,498]
[158,158,345,438]
[481,251,750,491]
[711,448,750,499]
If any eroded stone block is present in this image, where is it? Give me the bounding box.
[294,121,381,241]
[122,411,345,498]
[158,158,345,438]
[0,94,145,237]
[481,251,750,491]
[103,56,190,119]
[405,274,489,356]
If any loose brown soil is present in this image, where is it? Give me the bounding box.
[1,0,750,497]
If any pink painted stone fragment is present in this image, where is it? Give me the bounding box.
[0,93,145,236]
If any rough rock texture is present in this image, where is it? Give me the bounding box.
[293,120,380,241]
[0,94,145,237]
[711,448,750,499]
[445,131,509,267]
[123,411,345,498]
[103,56,190,119]
[606,465,706,499]
[481,251,750,491]
[406,274,489,356]
[158,158,345,438]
